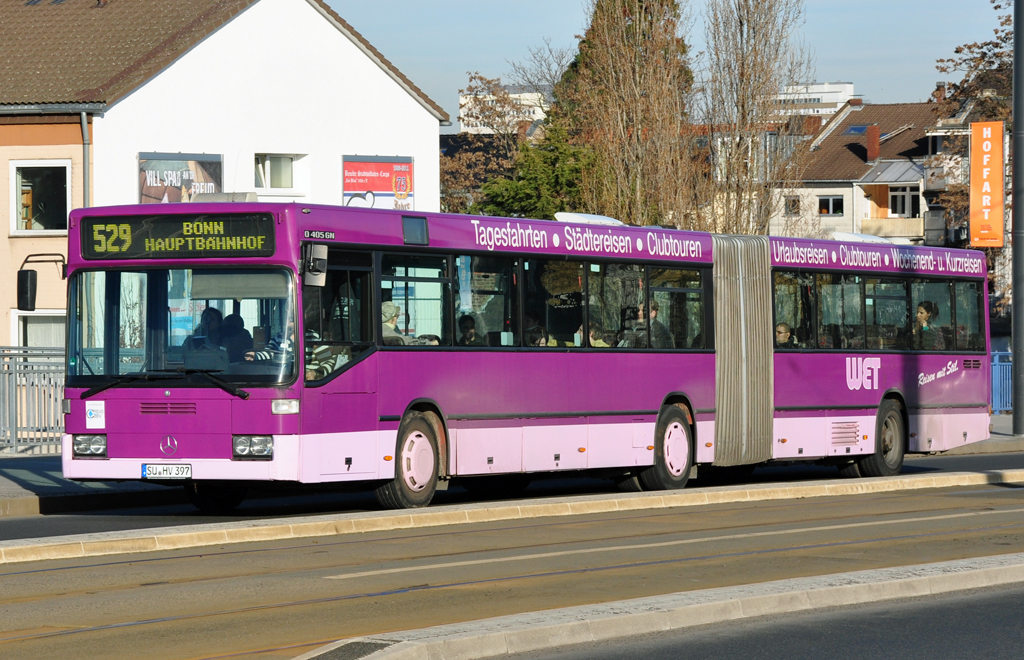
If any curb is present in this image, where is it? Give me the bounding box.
[0,487,184,518]
[293,553,1024,660]
[3,468,1024,566]
[941,439,1024,456]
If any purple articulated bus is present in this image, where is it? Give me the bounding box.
[56,203,990,512]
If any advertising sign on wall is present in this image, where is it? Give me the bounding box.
[969,121,1004,248]
[139,153,223,204]
[343,156,414,211]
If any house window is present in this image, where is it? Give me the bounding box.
[10,160,71,234]
[255,155,294,189]
[784,196,800,216]
[889,186,921,218]
[818,196,844,216]
[12,309,66,348]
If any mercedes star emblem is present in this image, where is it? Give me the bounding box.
[160,435,178,455]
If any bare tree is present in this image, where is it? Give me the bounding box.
[559,0,698,227]
[507,37,576,98]
[696,0,815,235]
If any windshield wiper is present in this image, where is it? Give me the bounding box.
[154,368,250,400]
[80,372,183,399]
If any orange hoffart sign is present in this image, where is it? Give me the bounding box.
[969,121,1004,247]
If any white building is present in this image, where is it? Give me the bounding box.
[775,82,856,117]
[459,85,551,135]
[0,0,448,347]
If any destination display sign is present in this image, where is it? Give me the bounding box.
[770,238,985,276]
[81,214,275,260]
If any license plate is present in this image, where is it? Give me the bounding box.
[142,463,192,479]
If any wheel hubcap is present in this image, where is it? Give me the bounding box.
[663,422,688,477]
[401,431,434,492]
[881,414,900,466]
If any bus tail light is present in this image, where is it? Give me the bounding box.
[73,434,107,457]
[233,435,273,459]
[272,399,299,415]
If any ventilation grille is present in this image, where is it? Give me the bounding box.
[830,421,860,446]
[140,402,197,415]
[964,359,982,370]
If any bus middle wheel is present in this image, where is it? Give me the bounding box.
[376,412,439,509]
[640,404,694,491]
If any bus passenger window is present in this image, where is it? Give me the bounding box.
[773,271,814,349]
[381,254,452,346]
[955,281,985,351]
[865,278,909,351]
[454,256,518,347]
[589,263,643,349]
[649,268,704,349]
[911,280,953,351]
[816,273,864,350]
[522,259,583,347]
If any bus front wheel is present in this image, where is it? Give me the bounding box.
[858,399,905,477]
[376,413,439,509]
[640,405,693,491]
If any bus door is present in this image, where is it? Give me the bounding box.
[301,248,378,477]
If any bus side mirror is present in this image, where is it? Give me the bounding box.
[17,269,37,311]
[303,244,328,287]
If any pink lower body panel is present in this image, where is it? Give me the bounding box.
[61,434,302,481]
[772,414,874,460]
[908,409,990,452]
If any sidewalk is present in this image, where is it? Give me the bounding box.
[1,417,1022,518]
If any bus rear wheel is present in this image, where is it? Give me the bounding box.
[375,413,439,509]
[640,405,693,491]
[858,399,905,477]
[185,481,246,515]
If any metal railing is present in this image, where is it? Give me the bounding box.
[1,347,65,453]
[993,352,1012,413]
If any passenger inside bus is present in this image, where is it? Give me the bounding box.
[775,322,797,348]
[913,301,947,350]
[184,307,223,350]
[457,315,486,346]
[638,301,674,349]
[381,302,408,346]
[220,314,254,362]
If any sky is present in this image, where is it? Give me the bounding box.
[327,0,1003,131]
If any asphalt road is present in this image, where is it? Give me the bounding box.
[2,471,1023,659]
[2,451,1024,541]
[510,583,1024,660]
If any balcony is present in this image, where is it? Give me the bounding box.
[861,216,924,239]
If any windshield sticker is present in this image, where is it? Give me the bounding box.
[85,400,105,429]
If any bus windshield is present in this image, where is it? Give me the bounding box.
[67,267,297,387]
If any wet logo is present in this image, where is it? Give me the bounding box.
[846,357,881,391]
[159,435,178,455]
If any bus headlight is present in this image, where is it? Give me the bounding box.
[233,435,273,460]
[73,434,107,457]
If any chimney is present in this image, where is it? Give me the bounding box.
[933,82,946,102]
[848,98,863,107]
[866,125,880,162]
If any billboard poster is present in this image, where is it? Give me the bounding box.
[343,156,414,211]
[969,121,1004,248]
[139,152,222,204]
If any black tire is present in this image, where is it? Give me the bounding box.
[614,474,645,492]
[837,461,862,478]
[858,399,905,477]
[185,481,246,515]
[375,413,439,509]
[639,405,694,491]
[460,473,532,500]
